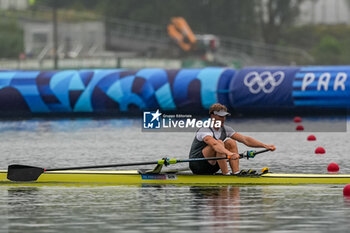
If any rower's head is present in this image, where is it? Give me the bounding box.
[209,103,231,127]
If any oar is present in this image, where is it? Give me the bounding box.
[7,149,271,182]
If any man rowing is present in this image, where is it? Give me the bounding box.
[189,103,275,175]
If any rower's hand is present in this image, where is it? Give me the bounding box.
[228,152,240,160]
[265,145,276,151]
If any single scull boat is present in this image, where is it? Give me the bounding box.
[3,149,349,185]
[1,170,350,185]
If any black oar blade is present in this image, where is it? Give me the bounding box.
[7,165,44,182]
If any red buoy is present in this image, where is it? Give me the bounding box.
[343,184,350,197]
[296,125,304,131]
[294,116,302,123]
[307,135,316,141]
[327,163,339,172]
[315,147,326,154]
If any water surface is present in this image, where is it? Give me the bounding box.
[0,117,349,232]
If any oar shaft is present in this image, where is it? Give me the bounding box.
[46,157,229,171]
[174,157,228,164]
[175,149,269,164]
[13,149,272,172]
[45,161,160,171]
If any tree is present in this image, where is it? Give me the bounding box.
[0,20,23,58]
[257,0,304,44]
[314,35,342,65]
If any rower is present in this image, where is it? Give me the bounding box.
[188,103,275,175]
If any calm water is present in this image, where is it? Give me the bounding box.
[0,117,349,232]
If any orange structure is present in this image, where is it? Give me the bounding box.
[167,17,197,51]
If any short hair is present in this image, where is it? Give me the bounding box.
[209,103,228,115]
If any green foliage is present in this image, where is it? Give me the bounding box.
[313,35,342,64]
[0,20,23,58]
[283,25,350,64]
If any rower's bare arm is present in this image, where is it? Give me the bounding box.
[203,136,236,157]
[231,133,275,150]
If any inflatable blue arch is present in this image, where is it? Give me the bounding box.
[228,66,350,112]
[0,68,234,115]
[0,66,349,116]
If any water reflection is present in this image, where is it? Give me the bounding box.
[343,196,350,207]
[6,187,43,233]
[190,186,241,233]
[1,185,350,232]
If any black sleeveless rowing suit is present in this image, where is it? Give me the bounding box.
[188,127,228,174]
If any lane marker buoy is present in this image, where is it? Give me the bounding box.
[315,147,326,154]
[343,184,350,197]
[293,116,302,123]
[327,163,339,172]
[296,125,304,131]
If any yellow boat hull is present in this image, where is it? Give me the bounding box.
[1,170,350,185]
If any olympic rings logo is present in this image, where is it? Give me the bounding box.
[243,71,285,94]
